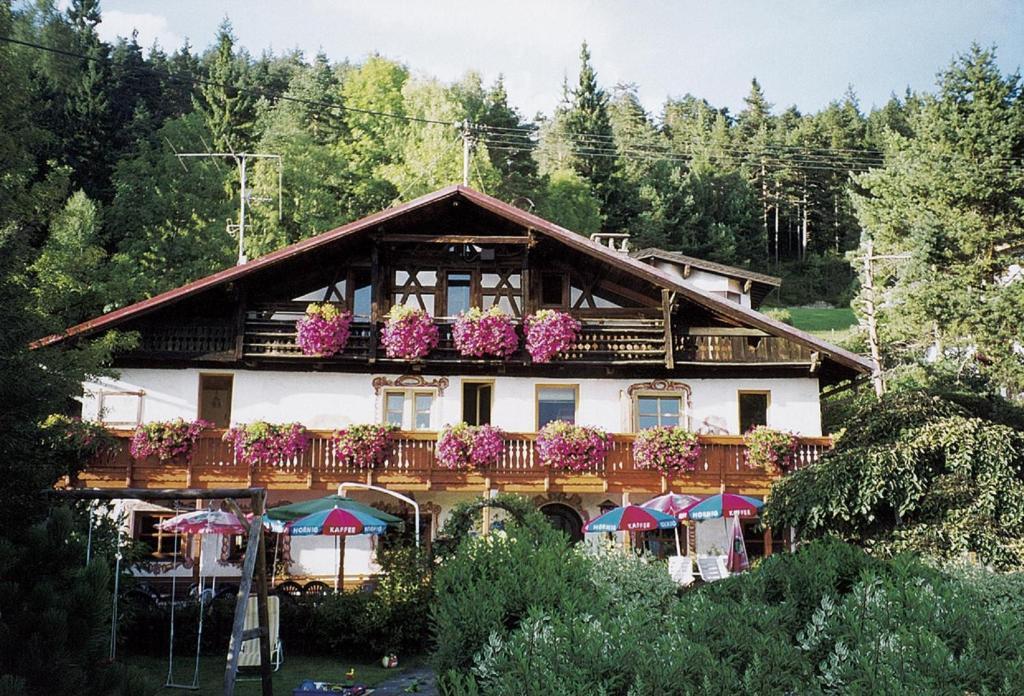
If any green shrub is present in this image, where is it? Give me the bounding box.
[430,503,591,673]
[438,537,1024,694]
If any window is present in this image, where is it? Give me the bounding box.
[97,389,144,426]
[445,272,472,317]
[463,381,493,425]
[198,374,233,428]
[711,290,742,304]
[540,273,565,307]
[385,393,405,427]
[383,390,435,430]
[738,391,770,433]
[536,386,577,428]
[414,393,433,430]
[351,269,372,319]
[636,395,682,430]
[134,511,177,560]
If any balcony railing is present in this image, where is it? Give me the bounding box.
[76,429,831,495]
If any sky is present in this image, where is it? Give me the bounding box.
[94,0,1024,119]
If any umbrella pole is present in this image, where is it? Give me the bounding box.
[673,525,682,556]
[336,536,346,591]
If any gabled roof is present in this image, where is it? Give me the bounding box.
[33,185,871,376]
[630,248,782,287]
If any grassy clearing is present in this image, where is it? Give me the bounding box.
[786,307,857,332]
[123,653,420,694]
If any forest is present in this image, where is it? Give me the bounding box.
[3,0,916,317]
[1,0,1021,398]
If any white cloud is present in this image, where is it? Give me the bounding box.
[97,10,183,53]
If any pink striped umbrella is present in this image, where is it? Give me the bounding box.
[157,509,248,535]
[640,493,701,556]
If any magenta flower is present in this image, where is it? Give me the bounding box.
[129,418,213,461]
[381,305,440,360]
[436,423,506,470]
[334,423,397,468]
[451,307,519,359]
[523,310,580,363]
[296,303,352,356]
[633,426,702,476]
[223,422,312,466]
[535,421,610,472]
[743,426,799,475]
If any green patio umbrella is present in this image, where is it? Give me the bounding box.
[266,495,404,528]
[265,495,403,590]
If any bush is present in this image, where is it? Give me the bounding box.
[438,538,1024,695]
[431,504,591,673]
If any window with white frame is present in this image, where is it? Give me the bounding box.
[382,390,435,430]
[635,395,683,429]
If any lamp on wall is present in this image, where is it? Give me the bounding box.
[598,499,618,515]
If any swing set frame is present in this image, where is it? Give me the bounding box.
[48,487,275,696]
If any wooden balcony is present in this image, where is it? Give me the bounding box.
[75,430,831,496]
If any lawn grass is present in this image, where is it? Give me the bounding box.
[786,307,857,333]
[123,653,422,694]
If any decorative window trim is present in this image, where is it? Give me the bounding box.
[627,380,692,432]
[372,374,449,396]
[532,492,590,523]
[381,388,437,431]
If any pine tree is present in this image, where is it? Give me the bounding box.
[563,42,617,217]
[853,44,1024,391]
[193,19,256,150]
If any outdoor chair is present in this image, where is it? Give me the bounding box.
[230,595,283,672]
[696,556,730,583]
[668,555,695,586]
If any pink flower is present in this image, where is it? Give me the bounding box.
[451,307,519,359]
[223,422,311,466]
[633,426,702,476]
[523,310,580,363]
[437,423,506,470]
[743,426,799,475]
[129,419,213,461]
[334,424,397,468]
[535,421,610,472]
[381,305,439,360]
[296,303,352,356]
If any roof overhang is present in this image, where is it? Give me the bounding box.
[33,185,871,378]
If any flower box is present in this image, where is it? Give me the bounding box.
[535,421,610,472]
[381,305,439,360]
[129,418,212,461]
[451,307,519,359]
[437,423,506,470]
[743,426,799,475]
[223,422,311,466]
[523,310,580,363]
[295,303,352,356]
[333,423,398,468]
[633,426,702,476]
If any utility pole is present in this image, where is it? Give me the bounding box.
[856,241,912,398]
[461,119,471,186]
[175,151,283,265]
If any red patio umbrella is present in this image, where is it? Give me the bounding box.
[726,513,750,573]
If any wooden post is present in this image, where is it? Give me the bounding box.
[661,289,675,370]
[369,243,382,363]
[252,491,274,696]
[224,500,270,696]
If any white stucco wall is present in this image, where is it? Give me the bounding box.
[83,369,822,436]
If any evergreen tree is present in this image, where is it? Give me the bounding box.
[193,19,256,150]
[852,45,1024,391]
[562,42,617,217]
